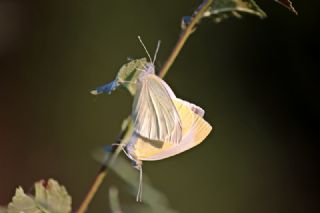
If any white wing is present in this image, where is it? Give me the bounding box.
[132,74,182,144]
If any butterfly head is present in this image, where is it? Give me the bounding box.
[136,62,155,81]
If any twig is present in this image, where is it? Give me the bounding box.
[76,123,134,213]
[158,0,213,78]
[76,0,213,212]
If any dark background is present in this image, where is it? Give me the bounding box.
[0,0,319,212]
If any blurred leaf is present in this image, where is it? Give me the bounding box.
[203,0,266,22]
[91,58,148,96]
[94,150,178,213]
[7,179,71,213]
[7,188,41,213]
[34,179,72,213]
[113,157,178,213]
[274,0,298,15]
[109,187,123,213]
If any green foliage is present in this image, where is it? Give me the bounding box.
[116,58,148,95]
[109,187,123,213]
[93,149,178,213]
[203,0,267,22]
[8,188,41,213]
[90,58,148,96]
[3,179,71,213]
[34,180,71,213]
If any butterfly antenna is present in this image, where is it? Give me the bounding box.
[138,36,153,63]
[153,40,161,64]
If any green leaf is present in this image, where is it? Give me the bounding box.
[204,0,267,22]
[93,152,178,213]
[34,179,72,213]
[7,188,41,213]
[112,157,178,213]
[7,179,71,213]
[109,187,123,213]
[116,58,148,95]
[91,58,148,96]
[274,0,298,15]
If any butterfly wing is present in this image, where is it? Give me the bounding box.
[128,98,212,161]
[132,74,182,144]
[141,117,212,161]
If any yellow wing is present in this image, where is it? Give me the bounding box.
[128,98,212,161]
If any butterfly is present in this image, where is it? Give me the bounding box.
[92,37,182,144]
[91,37,212,201]
[124,94,212,201]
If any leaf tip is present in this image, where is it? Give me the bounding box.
[274,0,298,15]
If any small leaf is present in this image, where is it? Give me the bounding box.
[274,0,298,15]
[7,188,41,213]
[203,0,267,22]
[34,179,72,213]
[7,179,71,213]
[116,58,148,95]
[91,58,148,96]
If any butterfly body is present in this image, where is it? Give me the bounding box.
[137,62,155,78]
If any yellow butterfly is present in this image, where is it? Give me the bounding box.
[124,84,212,201]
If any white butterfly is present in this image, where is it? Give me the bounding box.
[92,37,183,144]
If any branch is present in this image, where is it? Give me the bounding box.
[158,0,213,78]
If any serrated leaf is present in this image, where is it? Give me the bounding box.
[7,188,41,213]
[203,0,267,22]
[274,0,298,15]
[7,179,71,213]
[34,179,72,213]
[91,58,148,96]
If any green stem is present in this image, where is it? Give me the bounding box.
[76,0,213,212]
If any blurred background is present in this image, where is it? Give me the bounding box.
[0,0,319,212]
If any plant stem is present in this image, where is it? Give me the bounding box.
[158,0,213,78]
[76,0,212,212]
[76,166,108,213]
[76,123,134,213]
